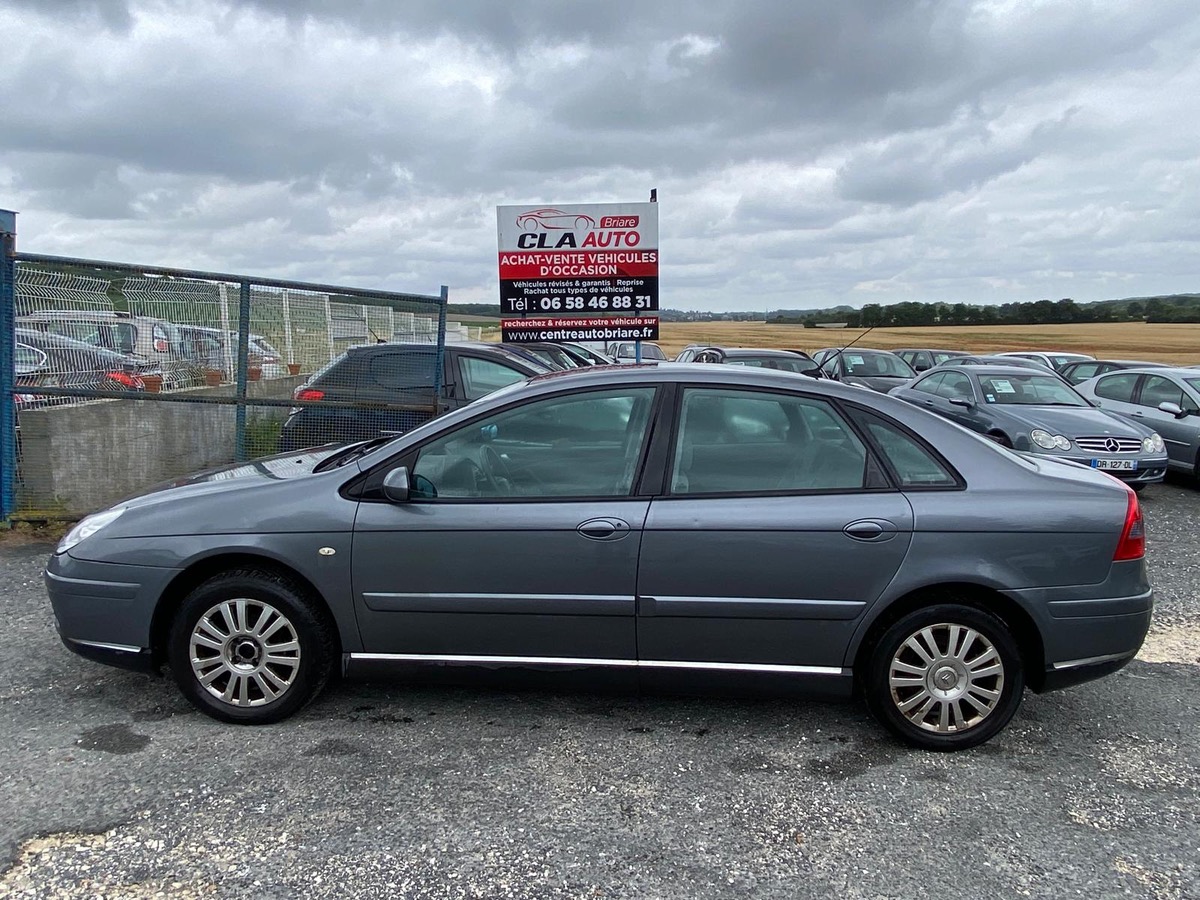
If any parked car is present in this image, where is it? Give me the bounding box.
[994,351,1094,372]
[889,365,1167,490]
[507,342,585,370]
[938,355,1057,373]
[277,342,549,452]
[894,348,971,373]
[1058,359,1169,385]
[690,346,822,377]
[17,309,201,389]
[47,364,1152,750]
[608,342,668,364]
[813,348,916,392]
[14,328,157,405]
[674,344,711,363]
[1074,367,1200,480]
[560,342,615,365]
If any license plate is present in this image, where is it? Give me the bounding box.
[1092,459,1137,471]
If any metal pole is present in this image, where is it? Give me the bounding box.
[281,288,295,366]
[0,210,16,522]
[433,285,448,405]
[234,280,251,462]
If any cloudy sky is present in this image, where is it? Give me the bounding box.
[3,0,1200,312]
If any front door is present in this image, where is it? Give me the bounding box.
[352,385,660,662]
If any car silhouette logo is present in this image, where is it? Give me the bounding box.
[516,208,597,231]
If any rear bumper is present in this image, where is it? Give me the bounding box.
[1030,588,1153,693]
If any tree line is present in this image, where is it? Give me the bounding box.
[768,295,1200,328]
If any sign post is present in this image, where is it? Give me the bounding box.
[497,202,658,357]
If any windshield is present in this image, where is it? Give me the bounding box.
[932,352,962,365]
[978,374,1088,406]
[836,351,915,378]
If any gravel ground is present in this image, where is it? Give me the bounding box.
[2,480,1198,900]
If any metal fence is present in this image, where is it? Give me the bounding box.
[1,213,451,520]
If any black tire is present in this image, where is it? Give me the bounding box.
[865,604,1024,751]
[168,568,337,724]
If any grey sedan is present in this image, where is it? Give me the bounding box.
[889,365,1168,490]
[1075,367,1200,480]
[46,365,1152,751]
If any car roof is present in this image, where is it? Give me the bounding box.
[522,361,865,395]
[704,347,812,358]
[1069,359,1168,367]
[943,365,1063,377]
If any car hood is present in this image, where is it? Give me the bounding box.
[115,445,345,510]
[991,405,1152,438]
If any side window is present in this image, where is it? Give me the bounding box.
[670,388,869,495]
[911,373,945,395]
[411,388,656,499]
[913,351,932,370]
[936,372,974,400]
[1066,363,1099,383]
[458,356,528,401]
[1138,375,1185,410]
[851,409,959,488]
[1094,373,1139,403]
[15,344,46,375]
[370,352,437,390]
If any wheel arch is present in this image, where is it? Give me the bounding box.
[850,582,1047,692]
[149,552,341,669]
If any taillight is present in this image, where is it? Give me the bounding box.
[107,371,145,390]
[1113,486,1145,561]
[154,339,169,352]
[294,388,324,401]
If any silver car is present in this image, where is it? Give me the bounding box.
[1075,367,1200,480]
[45,365,1152,751]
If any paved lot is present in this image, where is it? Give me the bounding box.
[2,481,1198,900]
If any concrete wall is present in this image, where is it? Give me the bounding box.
[18,376,305,517]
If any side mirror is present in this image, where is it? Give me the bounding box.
[949,398,974,409]
[1159,401,1185,418]
[382,466,410,503]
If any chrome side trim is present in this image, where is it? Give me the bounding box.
[1052,651,1134,671]
[647,595,866,621]
[360,593,633,616]
[348,652,847,676]
[70,638,144,654]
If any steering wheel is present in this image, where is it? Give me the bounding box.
[479,445,515,496]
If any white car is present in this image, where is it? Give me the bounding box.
[607,341,667,364]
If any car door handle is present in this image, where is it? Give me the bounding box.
[843,519,897,542]
[577,518,630,541]
[1131,412,1145,418]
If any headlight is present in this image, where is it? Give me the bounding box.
[1144,434,1165,453]
[56,506,126,555]
[1030,430,1071,451]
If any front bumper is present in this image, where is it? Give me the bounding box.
[45,551,179,671]
[1052,452,1169,485]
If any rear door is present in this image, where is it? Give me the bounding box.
[636,386,914,671]
[1131,374,1199,467]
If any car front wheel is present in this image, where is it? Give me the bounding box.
[169,568,337,724]
[866,604,1024,751]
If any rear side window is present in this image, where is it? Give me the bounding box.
[911,373,944,395]
[850,409,960,488]
[670,388,871,494]
[1065,363,1100,383]
[1094,373,1138,403]
[369,351,437,390]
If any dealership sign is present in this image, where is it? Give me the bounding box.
[496,202,659,316]
[500,315,660,343]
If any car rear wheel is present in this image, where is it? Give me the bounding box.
[866,604,1024,751]
[169,569,336,724]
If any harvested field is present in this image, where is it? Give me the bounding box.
[657,322,1200,364]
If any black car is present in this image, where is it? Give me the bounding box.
[1059,359,1170,385]
[690,346,823,377]
[938,355,1057,373]
[813,347,916,392]
[15,328,158,406]
[278,342,549,452]
[507,342,585,370]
